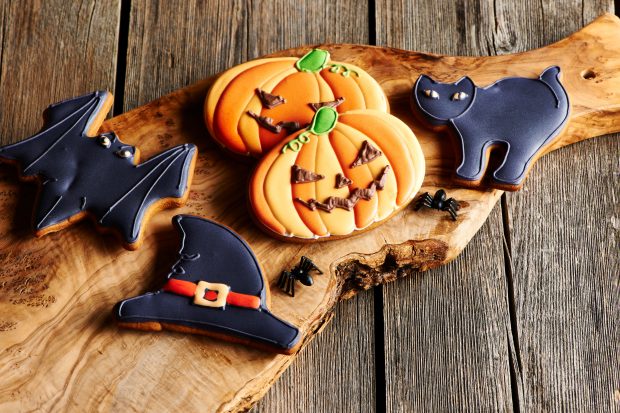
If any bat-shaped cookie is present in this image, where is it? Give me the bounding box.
[0,90,197,250]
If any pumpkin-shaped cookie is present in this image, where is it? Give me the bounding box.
[205,49,389,157]
[249,106,425,240]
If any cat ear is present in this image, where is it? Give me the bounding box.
[455,76,474,87]
[417,74,435,86]
[455,76,475,96]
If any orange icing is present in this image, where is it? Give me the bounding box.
[329,129,378,229]
[339,112,417,205]
[213,61,293,154]
[291,134,328,236]
[248,148,287,236]
[314,134,355,236]
[319,68,366,112]
[258,72,319,152]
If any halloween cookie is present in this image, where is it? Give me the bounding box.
[205,48,389,156]
[115,215,301,354]
[411,66,570,190]
[0,91,197,250]
[249,106,425,240]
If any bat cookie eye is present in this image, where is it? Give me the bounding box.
[451,92,469,101]
[115,148,133,159]
[98,136,112,148]
[424,89,440,99]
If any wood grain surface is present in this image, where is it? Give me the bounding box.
[123,1,378,411]
[376,0,619,411]
[0,1,618,412]
[502,1,620,410]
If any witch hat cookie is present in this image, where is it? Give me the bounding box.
[115,215,301,354]
[0,90,197,250]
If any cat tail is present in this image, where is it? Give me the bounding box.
[539,66,568,109]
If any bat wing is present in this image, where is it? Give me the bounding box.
[0,91,112,178]
[168,215,266,299]
[95,143,197,245]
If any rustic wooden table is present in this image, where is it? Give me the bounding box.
[0,1,618,411]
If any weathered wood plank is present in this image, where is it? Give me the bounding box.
[381,211,513,411]
[0,1,120,411]
[502,1,620,410]
[123,2,375,412]
[0,0,120,144]
[379,0,619,411]
[376,1,516,410]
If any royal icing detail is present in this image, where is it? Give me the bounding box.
[0,91,197,249]
[335,173,352,188]
[309,97,345,111]
[412,66,570,189]
[205,48,389,157]
[295,165,390,212]
[282,106,338,153]
[256,88,286,109]
[351,140,383,168]
[115,215,301,353]
[291,165,325,183]
[249,108,425,240]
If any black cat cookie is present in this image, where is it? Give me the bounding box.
[412,66,570,190]
[0,91,198,250]
[115,215,301,354]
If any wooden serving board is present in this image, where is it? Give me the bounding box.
[1,13,619,413]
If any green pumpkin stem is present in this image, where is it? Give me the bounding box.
[308,106,338,134]
[295,49,330,73]
[281,107,339,153]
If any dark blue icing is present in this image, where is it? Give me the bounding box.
[115,215,301,352]
[412,67,570,187]
[0,91,197,246]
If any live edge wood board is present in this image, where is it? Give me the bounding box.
[1,13,619,413]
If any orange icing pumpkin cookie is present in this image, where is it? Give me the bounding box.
[249,106,425,240]
[205,48,389,157]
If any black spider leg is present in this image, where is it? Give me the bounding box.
[444,197,460,220]
[278,271,295,297]
[446,197,460,211]
[414,193,433,210]
[278,271,288,292]
[443,204,458,221]
[300,256,323,274]
[417,193,433,209]
[290,275,295,297]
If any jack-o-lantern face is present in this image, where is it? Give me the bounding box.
[205,49,389,157]
[249,106,425,240]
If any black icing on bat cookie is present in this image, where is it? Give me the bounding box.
[0,91,197,249]
[115,215,301,354]
[412,67,570,189]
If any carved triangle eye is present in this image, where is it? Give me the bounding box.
[424,89,440,99]
[451,91,469,101]
[256,89,286,109]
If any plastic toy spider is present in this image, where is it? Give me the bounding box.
[414,189,460,221]
[278,256,323,297]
